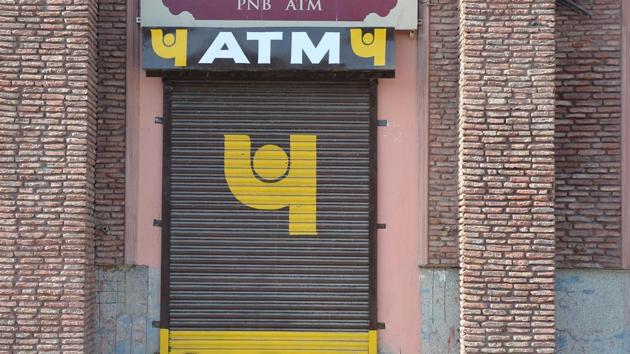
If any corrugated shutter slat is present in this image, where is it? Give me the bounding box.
[165,80,374,333]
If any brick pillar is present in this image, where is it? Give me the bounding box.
[0,0,98,352]
[95,0,127,265]
[458,1,556,353]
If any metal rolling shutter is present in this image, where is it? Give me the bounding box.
[162,80,376,352]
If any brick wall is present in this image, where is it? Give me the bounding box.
[458,0,556,352]
[428,0,460,266]
[555,0,623,269]
[0,0,98,351]
[428,0,625,269]
[95,0,126,265]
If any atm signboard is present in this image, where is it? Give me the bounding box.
[142,27,395,75]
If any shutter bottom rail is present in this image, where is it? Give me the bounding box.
[161,329,377,354]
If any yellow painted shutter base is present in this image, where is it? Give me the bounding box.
[160,330,378,354]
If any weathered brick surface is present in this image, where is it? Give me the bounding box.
[555,0,622,269]
[428,1,625,269]
[95,0,126,265]
[0,0,98,352]
[458,1,556,352]
[428,0,460,266]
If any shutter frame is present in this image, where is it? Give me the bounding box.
[160,80,377,350]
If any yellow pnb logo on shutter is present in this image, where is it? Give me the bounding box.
[224,135,317,236]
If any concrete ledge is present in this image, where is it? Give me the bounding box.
[420,268,460,354]
[556,269,630,354]
[419,268,630,354]
[95,266,160,354]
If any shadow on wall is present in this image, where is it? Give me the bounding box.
[419,268,630,354]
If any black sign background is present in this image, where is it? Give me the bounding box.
[142,27,395,74]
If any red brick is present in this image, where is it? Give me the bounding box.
[458,1,556,352]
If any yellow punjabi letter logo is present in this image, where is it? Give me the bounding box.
[350,28,387,66]
[150,29,188,67]
[224,135,317,236]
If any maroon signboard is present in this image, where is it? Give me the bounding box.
[162,0,397,21]
[141,0,417,30]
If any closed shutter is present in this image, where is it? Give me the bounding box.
[161,80,377,353]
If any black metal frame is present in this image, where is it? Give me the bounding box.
[367,79,378,331]
[160,77,379,332]
[160,82,173,329]
[148,70,394,80]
